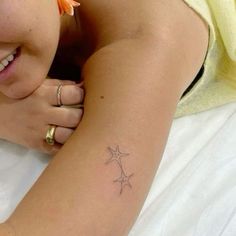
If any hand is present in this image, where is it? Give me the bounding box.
[0,78,84,155]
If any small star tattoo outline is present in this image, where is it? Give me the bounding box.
[105,145,134,195]
[105,145,129,166]
[114,171,134,194]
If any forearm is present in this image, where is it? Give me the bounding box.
[2,39,181,236]
[0,223,15,236]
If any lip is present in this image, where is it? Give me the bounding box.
[0,47,21,84]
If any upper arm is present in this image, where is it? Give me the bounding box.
[81,0,209,89]
[80,0,208,52]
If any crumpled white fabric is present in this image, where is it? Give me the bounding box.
[0,144,50,222]
[130,102,236,236]
[0,102,236,235]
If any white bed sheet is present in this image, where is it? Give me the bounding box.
[0,102,236,235]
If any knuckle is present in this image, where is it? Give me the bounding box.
[35,83,47,94]
[24,134,39,150]
[32,85,48,100]
[29,104,48,118]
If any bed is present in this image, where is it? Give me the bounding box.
[1,102,236,235]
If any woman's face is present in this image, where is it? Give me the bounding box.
[0,0,61,98]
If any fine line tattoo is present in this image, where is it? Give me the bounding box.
[105,145,134,194]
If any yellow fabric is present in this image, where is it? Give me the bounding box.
[174,0,236,118]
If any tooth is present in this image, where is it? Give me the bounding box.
[1,59,9,67]
[7,55,14,62]
[0,64,5,72]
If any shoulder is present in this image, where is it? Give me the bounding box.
[79,0,208,41]
[79,0,209,92]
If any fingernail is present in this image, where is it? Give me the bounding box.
[77,81,84,87]
[80,88,85,99]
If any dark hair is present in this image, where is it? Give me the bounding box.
[48,12,82,83]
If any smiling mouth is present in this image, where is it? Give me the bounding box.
[0,48,19,73]
[0,47,21,83]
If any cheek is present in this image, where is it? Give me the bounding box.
[0,1,35,41]
[0,0,61,98]
[0,0,60,45]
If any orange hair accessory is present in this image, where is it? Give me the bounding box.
[57,0,80,16]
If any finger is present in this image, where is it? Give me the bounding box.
[48,107,83,128]
[40,124,62,155]
[47,84,84,106]
[60,85,84,106]
[41,140,61,156]
[54,127,74,144]
[77,80,84,87]
[44,78,76,86]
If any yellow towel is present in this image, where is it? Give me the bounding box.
[209,0,236,61]
[174,0,236,118]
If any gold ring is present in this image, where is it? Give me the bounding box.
[57,84,63,106]
[45,125,57,145]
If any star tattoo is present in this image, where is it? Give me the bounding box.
[105,145,129,166]
[114,171,134,194]
[105,145,134,195]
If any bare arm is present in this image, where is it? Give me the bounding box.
[0,1,208,235]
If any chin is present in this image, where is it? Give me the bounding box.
[7,91,32,99]
[3,82,42,99]
[4,90,32,99]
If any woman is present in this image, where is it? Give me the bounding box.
[0,0,211,235]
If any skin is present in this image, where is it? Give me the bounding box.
[0,0,60,98]
[0,0,209,235]
[0,80,84,154]
[0,0,86,153]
